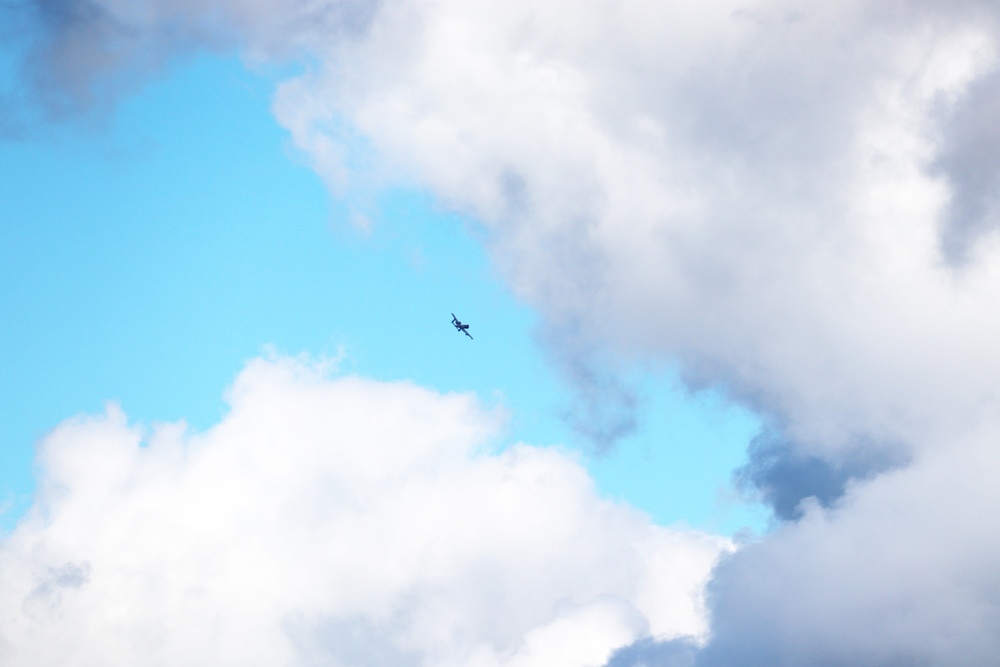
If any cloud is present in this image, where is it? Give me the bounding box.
[276,0,1000,456]
[538,323,641,453]
[15,0,1000,663]
[261,0,1000,459]
[933,66,1000,263]
[10,0,380,118]
[733,429,910,521]
[0,356,725,666]
[610,433,1000,666]
[264,1,1000,663]
[605,636,697,667]
[691,432,1000,667]
[11,0,204,117]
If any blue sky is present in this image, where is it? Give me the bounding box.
[6,2,1000,666]
[1,54,763,533]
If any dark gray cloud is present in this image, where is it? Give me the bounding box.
[734,430,910,521]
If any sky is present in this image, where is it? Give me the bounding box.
[4,1,1000,666]
[0,50,762,534]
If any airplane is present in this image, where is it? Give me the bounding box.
[451,313,473,339]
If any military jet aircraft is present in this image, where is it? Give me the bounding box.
[451,313,473,339]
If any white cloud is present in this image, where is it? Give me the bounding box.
[17,0,1000,663]
[29,2,1000,448]
[262,2,1000,662]
[694,428,1000,666]
[0,356,724,666]
[270,0,1000,455]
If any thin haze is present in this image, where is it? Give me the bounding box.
[6,0,1000,664]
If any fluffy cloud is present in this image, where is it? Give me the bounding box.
[696,433,1000,666]
[614,425,1000,667]
[263,3,1000,662]
[14,0,1000,663]
[23,4,1000,449]
[0,356,724,666]
[271,0,1000,457]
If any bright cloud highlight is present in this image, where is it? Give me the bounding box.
[0,356,723,666]
[10,0,1000,664]
[271,0,1000,456]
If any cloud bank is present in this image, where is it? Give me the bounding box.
[270,0,1000,456]
[0,356,723,666]
[12,0,1000,664]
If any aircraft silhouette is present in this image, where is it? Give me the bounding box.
[451,313,473,339]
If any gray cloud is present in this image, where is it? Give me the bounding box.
[604,636,697,667]
[20,562,91,619]
[734,430,910,521]
[11,0,382,120]
[607,432,1000,667]
[286,3,1000,664]
[559,361,639,453]
[12,1,1000,665]
[933,66,1000,263]
[273,0,1000,460]
[17,0,209,117]
[693,439,1000,667]
[285,615,421,667]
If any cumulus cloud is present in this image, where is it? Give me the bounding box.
[0,356,724,666]
[270,0,1000,457]
[266,2,1000,661]
[696,428,1000,667]
[15,0,1000,663]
